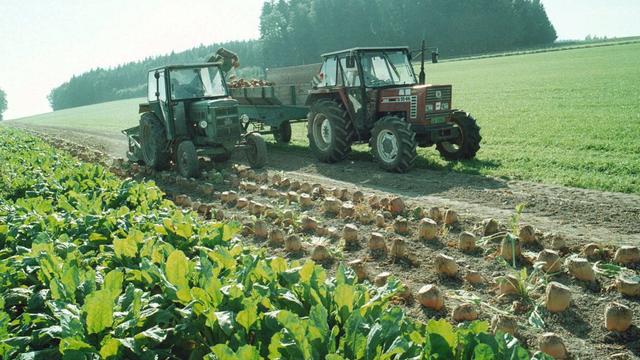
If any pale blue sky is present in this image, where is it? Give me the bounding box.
[0,0,639,119]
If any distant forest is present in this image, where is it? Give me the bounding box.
[0,87,7,120]
[47,41,263,111]
[49,0,556,110]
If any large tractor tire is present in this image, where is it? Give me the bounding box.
[371,116,417,173]
[140,113,170,170]
[307,99,354,163]
[176,140,199,178]
[436,112,481,161]
[246,132,267,169]
[273,120,292,144]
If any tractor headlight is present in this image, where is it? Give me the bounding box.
[199,120,208,129]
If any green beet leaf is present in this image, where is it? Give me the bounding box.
[166,249,190,290]
[84,289,114,334]
[236,301,258,333]
[99,338,120,359]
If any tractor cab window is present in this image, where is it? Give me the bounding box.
[319,56,337,87]
[147,72,155,100]
[340,56,360,87]
[360,51,416,88]
[147,71,167,102]
[169,66,227,100]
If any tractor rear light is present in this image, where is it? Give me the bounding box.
[199,121,208,129]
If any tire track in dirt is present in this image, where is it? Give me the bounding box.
[6,122,639,247]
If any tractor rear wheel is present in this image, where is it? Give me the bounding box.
[273,120,292,143]
[371,116,417,173]
[307,99,353,163]
[246,132,267,169]
[436,113,481,160]
[176,141,199,178]
[140,113,170,170]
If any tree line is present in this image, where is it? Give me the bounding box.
[0,88,7,120]
[260,0,557,67]
[48,40,263,111]
[48,0,556,110]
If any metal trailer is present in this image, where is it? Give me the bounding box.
[231,86,308,143]
[231,63,320,143]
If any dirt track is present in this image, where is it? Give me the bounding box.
[6,122,640,247]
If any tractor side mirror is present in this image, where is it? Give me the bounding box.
[431,51,439,64]
[346,55,356,69]
[154,71,160,79]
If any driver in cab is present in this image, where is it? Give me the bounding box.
[171,70,204,99]
[360,57,381,87]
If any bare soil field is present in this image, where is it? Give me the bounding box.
[11,123,640,246]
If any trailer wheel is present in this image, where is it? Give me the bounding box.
[371,116,417,173]
[176,141,199,178]
[246,132,267,169]
[273,121,292,143]
[436,113,481,160]
[140,113,170,170]
[307,99,353,163]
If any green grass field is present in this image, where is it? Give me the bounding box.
[10,98,142,135]
[7,42,640,193]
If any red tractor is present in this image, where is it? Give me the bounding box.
[306,46,481,172]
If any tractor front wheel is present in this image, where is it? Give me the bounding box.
[307,99,353,163]
[246,132,267,169]
[176,141,199,178]
[273,120,292,143]
[436,113,481,160]
[371,116,417,173]
[140,113,170,170]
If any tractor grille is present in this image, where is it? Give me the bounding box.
[426,86,452,102]
[215,107,239,127]
[215,107,238,118]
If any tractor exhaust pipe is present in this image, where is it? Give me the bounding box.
[419,40,426,85]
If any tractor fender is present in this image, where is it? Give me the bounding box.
[305,92,339,107]
[452,110,470,119]
[306,90,353,119]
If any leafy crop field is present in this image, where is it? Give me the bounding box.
[0,127,539,359]
[7,41,640,193]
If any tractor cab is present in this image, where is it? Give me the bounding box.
[143,64,241,144]
[317,47,417,89]
[123,63,267,177]
[306,46,480,173]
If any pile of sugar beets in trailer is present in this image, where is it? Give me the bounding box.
[124,43,481,175]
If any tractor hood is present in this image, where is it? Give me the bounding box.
[188,97,242,144]
[193,97,239,109]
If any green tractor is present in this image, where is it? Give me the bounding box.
[123,63,267,178]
